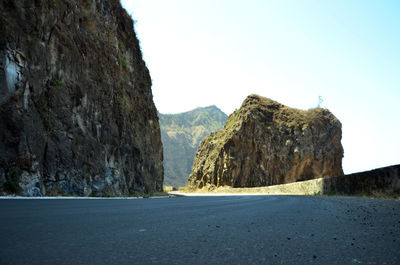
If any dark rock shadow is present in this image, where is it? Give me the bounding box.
[321,164,400,197]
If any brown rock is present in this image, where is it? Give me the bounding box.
[187,94,343,190]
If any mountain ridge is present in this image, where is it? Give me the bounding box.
[159,105,227,187]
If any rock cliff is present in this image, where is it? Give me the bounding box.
[159,106,227,188]
[187,94,343,190]
[0,0,163,196]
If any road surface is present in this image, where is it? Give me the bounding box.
[0,195,399,264]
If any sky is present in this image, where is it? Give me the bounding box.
[120,0,400,174]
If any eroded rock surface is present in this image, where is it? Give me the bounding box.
[0,0,163,196]
[187,94,343,190]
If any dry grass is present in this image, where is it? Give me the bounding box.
[163,186,175,192]
[151,191,170,197]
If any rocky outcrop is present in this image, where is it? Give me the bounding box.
[187,94,343,190]
[159,106,227,188]
[0,0,163,196]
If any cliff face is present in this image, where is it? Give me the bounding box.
[159,106,227,188]
[0,0,163,196]
[187,95,343,190]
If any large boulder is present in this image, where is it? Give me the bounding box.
[0,0,163,196]
[187,94,343,190]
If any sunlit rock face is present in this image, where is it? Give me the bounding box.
[187,94,343,190]
[0,0,163,196]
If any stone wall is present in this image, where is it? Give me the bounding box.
[322,164,400,197]
[190,165,400,198]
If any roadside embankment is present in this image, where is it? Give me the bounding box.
[173,164,400,199]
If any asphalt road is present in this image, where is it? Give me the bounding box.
[0,195,399,265]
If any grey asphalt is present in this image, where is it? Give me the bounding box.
[0,195,399,265]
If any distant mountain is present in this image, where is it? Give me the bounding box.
[159,106,228,187]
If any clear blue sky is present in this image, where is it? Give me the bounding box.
[121,0,400,174]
